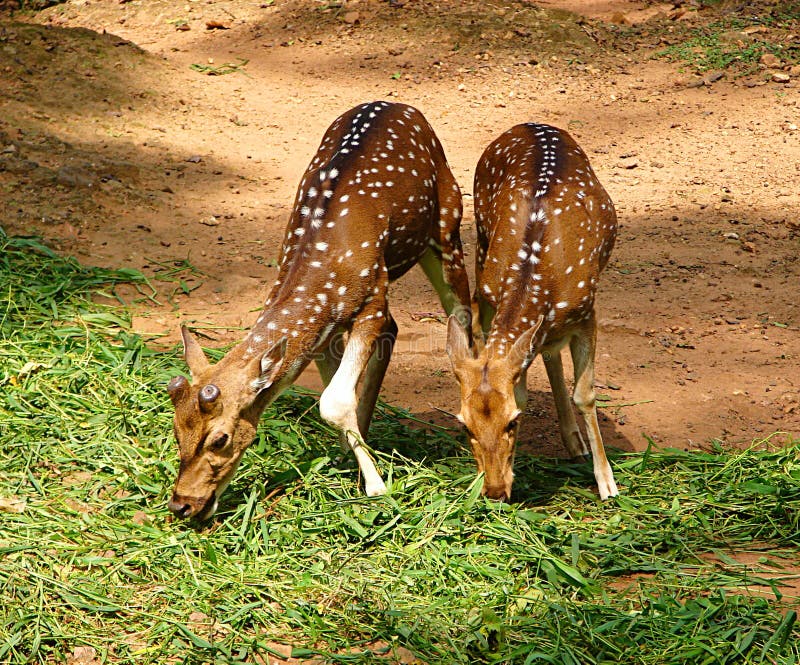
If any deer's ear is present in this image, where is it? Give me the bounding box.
[252,337,287,392]
[508,316,543,374]
[446,314,472,367]
[180,326,210,378]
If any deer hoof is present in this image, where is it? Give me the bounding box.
[597,476,619,501]
[365,478,387,497]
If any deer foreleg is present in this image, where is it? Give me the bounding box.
[315,327,349,452]
[543,348,590,459]
[356,313,398,437]
[319,315,388,497]
[569,317,618,500]
[315,327,344,385]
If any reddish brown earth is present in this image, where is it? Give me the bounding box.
[1,0,798,463]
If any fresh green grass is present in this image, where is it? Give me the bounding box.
[654,7,800,73]
[1,229,799,664]
[657,32,783,73]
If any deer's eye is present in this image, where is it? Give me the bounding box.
[209,433,229,450]
[505,417,520,434]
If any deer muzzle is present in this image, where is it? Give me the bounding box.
[168,492,217,520]
[482,482,511,502]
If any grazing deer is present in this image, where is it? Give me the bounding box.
[446,123,618,501]
[166,101,471,520]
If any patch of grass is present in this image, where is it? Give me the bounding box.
[147,257,206,308]
[1,229,799,664]
[658,33,776,72]
[189,59,250,76]
[14,0,69,10]
[655,8,800,73]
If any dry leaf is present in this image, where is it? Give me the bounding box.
[132,510,150,525]
[0,496,26,514]
[64,498,91,514]
[17,361,46,378]
[68,646,99,665]
[62,470,93,486]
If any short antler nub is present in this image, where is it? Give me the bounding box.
[167,375,188,404]
[198,384,220,412]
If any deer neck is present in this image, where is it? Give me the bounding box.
[485,299,547,361]
[253,295,333,367]
[484,205,551,359]
[208,295,334,409]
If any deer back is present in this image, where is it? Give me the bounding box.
[474,123,616,353]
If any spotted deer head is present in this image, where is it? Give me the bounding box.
[446,316,542,501]
[166,327,287,520]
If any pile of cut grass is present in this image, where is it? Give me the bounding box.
[1,229,798,664]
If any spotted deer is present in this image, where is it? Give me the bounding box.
[446,123,618,501]
[166,101,471,520]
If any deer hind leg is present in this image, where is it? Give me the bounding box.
[319,307,389,497]
[356,313,398,437]
[543,347,590,459]
[418,247,471,332]
[476,294,495,341]
[514,367,529,411]
[569,315,619,500]
[419,181,472,331]
[315,327,349,452]
[418,247,464,324]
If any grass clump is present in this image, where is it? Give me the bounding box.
[657,30,782,72]
[654,6,800,73]
[1,229,799,664]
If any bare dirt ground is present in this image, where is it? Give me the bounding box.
[1,0,799,459]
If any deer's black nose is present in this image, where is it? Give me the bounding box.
[168,496,194,519]
[483,485,510,502]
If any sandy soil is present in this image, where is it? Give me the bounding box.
[1,0,798,459]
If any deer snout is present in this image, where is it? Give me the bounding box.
[168,493,215,520]
[482,483,511,502]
